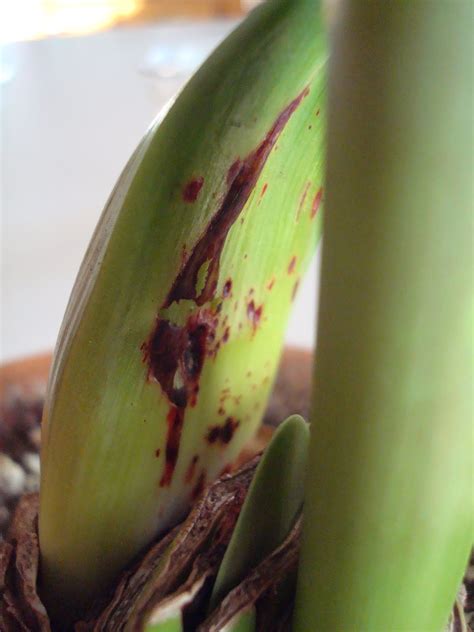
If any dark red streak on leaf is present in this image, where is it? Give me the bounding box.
[160,407,185,487]
[184,455,199,484]
[182,177,204,202]
[297,181,311,220]
[311,187,323,219]
[143,310,217,487]
[288,256,297,274]
[164,87,309,308]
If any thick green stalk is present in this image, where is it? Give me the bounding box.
[39,0,326,622]
[295,2,472,630]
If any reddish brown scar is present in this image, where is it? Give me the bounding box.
[182,177,204,202]
[160,407,185,487]
[223,279,232,298]
[164,87,310,308]
[311,187,323,219]
[184,455,199,484]
[297,181,311,220]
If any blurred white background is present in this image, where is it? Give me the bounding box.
[0,18,319,363]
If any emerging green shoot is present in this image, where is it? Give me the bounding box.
[210,414,308,609]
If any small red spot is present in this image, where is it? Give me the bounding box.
[182,177,204,203]
[218,406,226,416]
[206,417,240,445]
[223,327,230,343]
[311,188,323,218]
[184,455,199,484]
[267,277,275,290]
[249,288,254,295]
[191,471,206,500]
[292,279,300,301]
[247,300,263,330]
[316,109,320,117]
[155,448,161,458]
[223,279,232,298]
[288,256,297,274]
[260,183,268,198]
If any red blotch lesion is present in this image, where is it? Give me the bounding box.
[222,279,232,298]
[206,417,240,445]
[182,177,204,203]
[247,300,263,331]
[142,88,310,488]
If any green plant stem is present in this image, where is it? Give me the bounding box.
[294,1,473,630]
